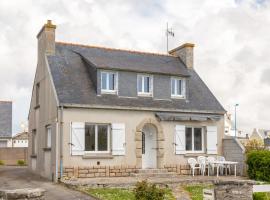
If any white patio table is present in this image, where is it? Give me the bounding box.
[207,160,238,177]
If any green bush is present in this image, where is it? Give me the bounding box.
[134,180,166,200]
[246,150,270,181]
[17,160,26,166]
[0,160,4,165]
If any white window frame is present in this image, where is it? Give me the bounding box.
[84,124,111,154]
[185,127,204,153]
[46,126,52,148]
[137,74,153,97]
[171,77,185,98]
[101,71,118,94]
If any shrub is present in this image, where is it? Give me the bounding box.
[134,180,166,200]
[17,160,26,166]
[0,160,4,165]
[245,139,265,153]
[246,150,270,181]
[253,192,270,200]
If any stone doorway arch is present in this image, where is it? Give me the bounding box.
[135,118,164,168]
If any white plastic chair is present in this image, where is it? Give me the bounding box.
[206,156,216,176]
[217,156,230,175]
[197,156,206,176]
[188,158,201,176]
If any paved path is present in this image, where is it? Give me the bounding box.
[0,166,94,200]
[253,184,270,192]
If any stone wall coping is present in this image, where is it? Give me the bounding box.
[213,180,256,186]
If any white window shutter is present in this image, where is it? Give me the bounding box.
[71,122,85,155]
[182,79,186,97]
[112,123,126,155]
[175,125,185,154]
[207,126,218,154]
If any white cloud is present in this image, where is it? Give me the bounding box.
[0,0,269,134]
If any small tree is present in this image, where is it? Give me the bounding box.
[244,139,265,154]
[17,160,26,166]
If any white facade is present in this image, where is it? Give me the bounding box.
[0,138,12,148]
[12,139,28,147]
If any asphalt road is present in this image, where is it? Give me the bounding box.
[0,166,94,200]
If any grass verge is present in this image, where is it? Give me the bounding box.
[183,184,213,200]
[81,187,175,200]
[253,192,270,200]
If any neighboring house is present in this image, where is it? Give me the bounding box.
[0,101,12,148]
[224,113,247,138]
[250,128,270,140]
[12,131,29,147]
[28,20,225,181]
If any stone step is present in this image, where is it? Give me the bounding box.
[135,169,169,174]
[130,172,177,178]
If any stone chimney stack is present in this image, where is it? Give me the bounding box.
[169,43,195,69]
[37,20,56,61]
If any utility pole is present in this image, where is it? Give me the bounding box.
[234,104,239,137]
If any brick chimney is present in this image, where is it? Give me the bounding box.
[169,43,195,69]
[37,20,56,61]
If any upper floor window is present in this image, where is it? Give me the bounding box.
[101,71,117,94]
[137,74,153,96]
[171,77,185,98]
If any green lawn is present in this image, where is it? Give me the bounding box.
[82,187,175,200]
[183,184,213,200]
[253,192,270,200]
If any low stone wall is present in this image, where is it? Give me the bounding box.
[214,180,255,200]
[64,165,138,178]
[0,147,28,165]
[0,188,45,200]
[164,164,193,175]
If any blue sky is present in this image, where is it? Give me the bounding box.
[0,0,269,134]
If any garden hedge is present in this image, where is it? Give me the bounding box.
[246,150,270,181]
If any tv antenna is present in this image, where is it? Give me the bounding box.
[166,22,175,53]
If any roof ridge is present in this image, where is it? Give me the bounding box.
[56,41,176,57]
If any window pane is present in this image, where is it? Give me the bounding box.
[185,128,192,151]
[177,80,182,95]
[194,128,202,151]
[144,76,150,93]
[171,79,175,95]
[47,127,51,148]
[109,73,115,90]
[101,73,107,90]
[85,124,95,151]
[138,76,142,92]
[98,125,108,151]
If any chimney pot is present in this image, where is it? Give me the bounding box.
[169,43,195,69]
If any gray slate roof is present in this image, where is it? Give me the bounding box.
[0,101,12,137]
[47,43,225,113]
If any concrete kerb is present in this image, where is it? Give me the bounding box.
[0,188,45,200]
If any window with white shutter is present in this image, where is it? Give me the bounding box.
[206,126,218,154]
[71,122,85,155]
[111,123,126,155]
[175,125,186,154]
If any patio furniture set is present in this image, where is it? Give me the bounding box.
[187,156,238,177]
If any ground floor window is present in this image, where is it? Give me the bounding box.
[85,124,110,152]
[185,127,203,152]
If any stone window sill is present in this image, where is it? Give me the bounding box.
[34,105,40,110]
[184,153,207,157]
[82,153,113,159]
[43,147,51,151]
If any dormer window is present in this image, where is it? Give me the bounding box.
[171,77,185,98]
[101,71,117,94]
[137,74,153,97]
